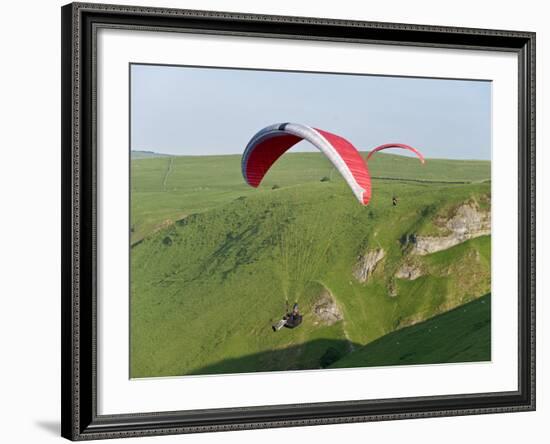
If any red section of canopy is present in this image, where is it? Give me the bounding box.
[367,143,425,164]
[243,127,373,205]
[244,133,302,187]
[315,128,372,205]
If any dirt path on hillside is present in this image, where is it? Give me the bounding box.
[162,157,174,191]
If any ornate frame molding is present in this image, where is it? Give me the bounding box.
[61,2,535,440]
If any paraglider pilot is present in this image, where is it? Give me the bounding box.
[272,303,303,332]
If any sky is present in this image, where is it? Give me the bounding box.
[130,64,491,160]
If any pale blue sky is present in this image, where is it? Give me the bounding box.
[131,64,491,160]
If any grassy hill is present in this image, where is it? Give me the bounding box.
[131,152,490,244]
[130,152,491,378]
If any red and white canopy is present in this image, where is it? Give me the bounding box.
[242,123,426,206]
[367,143,425,164]
[242,123,372,205]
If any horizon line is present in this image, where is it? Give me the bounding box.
[131,149,491,162]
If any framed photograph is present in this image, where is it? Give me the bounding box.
[61,2,536,440]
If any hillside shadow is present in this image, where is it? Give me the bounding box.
[186,294,491,377]
[330,294,491,369]
[187,338,361,377]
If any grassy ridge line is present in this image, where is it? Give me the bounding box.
[330,293,491,368]
[131,150,170,159]
[129,177,476,248]
[131,152,490,243]
[370,176,474,184]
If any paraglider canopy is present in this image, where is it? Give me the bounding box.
[242,123,372,205]
[242,123,426,207]
[367,143,425,164]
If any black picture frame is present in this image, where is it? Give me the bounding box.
[61,2,536,440]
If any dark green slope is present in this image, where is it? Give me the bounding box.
[330,293,491,368]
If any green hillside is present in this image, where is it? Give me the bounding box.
[131,152,490,244]
[330,293,491,368]
[130,152,491,378]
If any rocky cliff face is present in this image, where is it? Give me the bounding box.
[395,263,423,280]
[312,289,343,325]
[352,248,385,283]
[412,203,490,255]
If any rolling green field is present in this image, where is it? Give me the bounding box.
[130,151,491,378]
